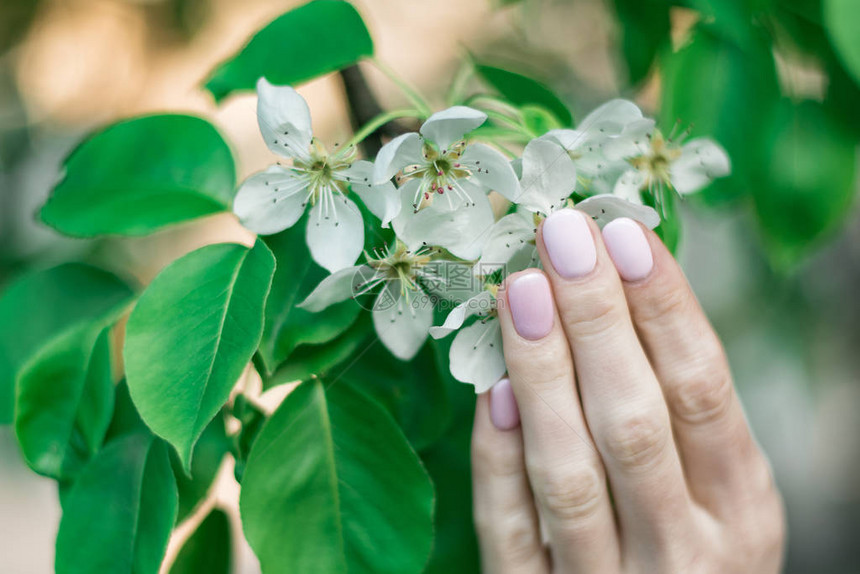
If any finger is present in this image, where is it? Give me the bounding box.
[472,381,549,574]
[606,220,776,513]
[536,209,693,559]
[497,270,621,573]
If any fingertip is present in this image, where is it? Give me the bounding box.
[489,378,520,431]
[602,217,654,282]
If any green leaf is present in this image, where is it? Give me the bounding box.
[264,313,373,389]
[474,64,573,126]
[205,0,374,102]
[41,115,235,237]
[824,0,860,86]
[661,23,780,205]
[56,433,178,574]
[240,379,434,574]
[258,222,361,377]
[172,412,230,523]
[125,240,275,469]
[420,385,479,573]
[752,100,857,268]
[613,0,671,85]
[169,508,232,574]
[106,379,148,441]
[15,325,115,479]
[0,263,133,424]
[684,0,757,48]
[338,340,451,450]
[230,394,268,483]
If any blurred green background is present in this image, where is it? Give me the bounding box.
[1,0,859,572]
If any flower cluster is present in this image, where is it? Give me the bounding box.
[235,78,730,392]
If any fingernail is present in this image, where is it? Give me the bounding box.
[507,272,554,340]
[542,209,596,279]
[490,378,520,430]
[602,218,654,281]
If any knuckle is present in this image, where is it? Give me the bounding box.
[471,437,522,480]
[497,515,544,566]
[668,362,734,426]
[505,347,569,391]
[530,460,606,523]
[639,281,691,323]
[602,410,671,471]
[564,294,627,340]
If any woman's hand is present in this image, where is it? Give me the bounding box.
[471,209,785,573]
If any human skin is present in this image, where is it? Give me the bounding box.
[471,209,786,573]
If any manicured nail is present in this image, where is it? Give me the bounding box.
[490,378,520,430]
[507,272,554,340]
[542,209,597,279]
[602,218,654,281]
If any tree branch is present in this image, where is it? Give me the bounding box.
[338,64,408,157]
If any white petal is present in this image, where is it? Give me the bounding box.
[418,261,482,303]
[372,286,433,360]
[518,139,577,215]
[233,166,309,235]
[577,99,643,136]
[577,194,661,229]
[341,160,401,227]
[392,180,494,260]
[306,195,364,273]
[476,213,535,275]
[449,319,506,394]
[541,128,587,152]
[420,106,487,150]
[372,132,424,184]
[613,169,646,203]
[460,143,521,201]
[429,291,494,338]
[670,138,731,195]
[297,265,375,312]
[256,78,313,160]
[603,118,656,160]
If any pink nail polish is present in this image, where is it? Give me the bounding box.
[542,209,597,279]
[602,218,654,282]
[507,273,554,340]
[489,378,520,430]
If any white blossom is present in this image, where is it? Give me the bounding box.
[233,78,400,273]
[372,106,521,259]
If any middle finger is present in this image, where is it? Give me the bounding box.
[536,209,693,563]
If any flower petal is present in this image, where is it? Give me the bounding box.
[420,106,487,150]
[418,261,482,304]
[670,138,731,195]
[461,143,521,201]
[393,179,494,260]
[477,212,535,275]
[577,194,661,229]
[256,78,313,160]
[372,285,433,360]
[372,132,424,184]
[449,318,506,394]
[297,265,375,312]
[233,166,309,235]
[517,138,577,214]
[603,118,656,160]
[613,169,646,203]
[306,195,364,273]
[429,291,494,338]
[341,160,401,227]
[576,98,643,136]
